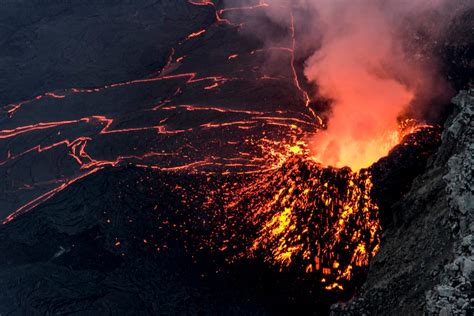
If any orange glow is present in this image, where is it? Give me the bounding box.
[186,29,206,40]
[307,65,414,170]
[223,142,381,290]
[304,2,424,171]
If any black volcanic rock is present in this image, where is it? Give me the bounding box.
[0,1,215,105]
[0,167,256,314]
[370,126,442,228]
[0,164,344,315]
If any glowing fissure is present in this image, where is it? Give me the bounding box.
[1,168,102,225]
[4,73,232,117]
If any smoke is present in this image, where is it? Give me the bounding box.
[227,0,470,170]
[300,0,457,170]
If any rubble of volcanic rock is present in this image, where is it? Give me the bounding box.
[330,90,474,315]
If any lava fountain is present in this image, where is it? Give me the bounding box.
[219,142,381,292]
[208,0,451,292]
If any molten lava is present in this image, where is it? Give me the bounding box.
[221,142,380,291]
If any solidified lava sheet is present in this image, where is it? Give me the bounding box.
[0,0,471,315]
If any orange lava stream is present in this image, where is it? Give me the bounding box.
[1,168,102,224]
[218,1,269,16]
[4,73,229,117]
[186,29,207,40]
[289,14,320,124]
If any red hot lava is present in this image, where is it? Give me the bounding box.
[216,142,381,291]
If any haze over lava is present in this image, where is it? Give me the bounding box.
[243,0,467,170]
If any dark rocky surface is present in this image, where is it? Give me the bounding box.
[0,164,348,315]
[0,1,214,105]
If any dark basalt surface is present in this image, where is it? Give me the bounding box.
[0,1,215,105]
[0,166,343,314]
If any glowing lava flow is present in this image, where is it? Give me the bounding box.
[1,168,102,224]
[218,1,269,16]
[289,14,321,125]
[3,72,232,117]
[186,29,207,40]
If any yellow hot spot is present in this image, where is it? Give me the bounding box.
[276,251,293,264]
[275,245,301,265]
[371,244,380,256]
[325,283,344,291]
[289,145,302,154]
[269,207,292,236]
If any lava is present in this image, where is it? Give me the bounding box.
[289,14,317,122]
[207,141,380,291]
[218,1,269,16]
[186,29,207,40]
[4,73,230,117]
[1,167,102,224]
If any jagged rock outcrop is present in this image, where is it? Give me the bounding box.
[331,90,473,315]
[425,90,474,315]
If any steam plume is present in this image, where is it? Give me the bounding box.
[301,0,452,170]
[228,0,470,170]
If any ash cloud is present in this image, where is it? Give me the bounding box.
[227,0,471,170]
